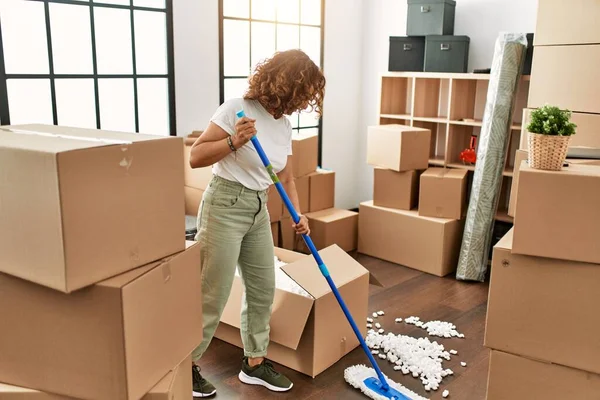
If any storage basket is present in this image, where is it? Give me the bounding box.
[527,132,571,171]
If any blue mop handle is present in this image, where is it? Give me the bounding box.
[235,109,393,393]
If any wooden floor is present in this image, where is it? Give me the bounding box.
[200,253,490,400]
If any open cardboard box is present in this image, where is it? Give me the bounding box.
[215,245,369,377]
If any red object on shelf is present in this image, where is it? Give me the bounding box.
[460,135,477,165]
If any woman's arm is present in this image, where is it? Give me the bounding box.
[278,157,310,235]
[189,117,256,168]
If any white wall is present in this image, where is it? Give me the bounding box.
[356,0,538,206]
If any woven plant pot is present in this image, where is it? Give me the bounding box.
[527,132,571,171]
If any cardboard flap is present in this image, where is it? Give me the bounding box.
[282,245,368,299]
[220,276,314,351]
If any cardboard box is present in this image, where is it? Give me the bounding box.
[507,150,528,217]
[184,186,204,216]
[215,245,369,377]
[534,0,600,46]
[358,201,464,276]
[0,124,185,293]
[513,163,600,264]
[267,185,284,222]
[183,143,213,190]
[292,131,318,177]
[529,45,600,114]
[283,174,310,218]
[520,108,600,151]
[418,168,467,219]
[366,124,431,172]
[279,218,296,251]
[373,168,419,210]
[308,168,335,212]
[296,208,359,253]
[271,222,280,247]
[487,350,600,400]
[0,356,192,400]
[0,243,203,400]
[485,230,600,375]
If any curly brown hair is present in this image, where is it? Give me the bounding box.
[244,49,325,120]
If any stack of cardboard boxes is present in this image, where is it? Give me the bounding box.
[359,124,466,277]
[485,162,600,398]
[0,124,203,399]
[267,131,359,254]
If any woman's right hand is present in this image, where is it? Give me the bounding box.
[232,116,257,149]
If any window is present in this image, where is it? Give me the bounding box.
[219,0,324,162]
[0,0,175,136]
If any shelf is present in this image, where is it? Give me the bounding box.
[450,119,482,127]
[495,208,513,223]
[382,71,531,82]
[380,113,411,120]
[413,116,448,124]
[429,156,445,166]
[503,168,514,177]
[511,124,522,131]
[447,162,475,172]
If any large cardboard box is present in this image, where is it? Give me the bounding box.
[185,186,204,216]
[271,222,280,247]
[292,131,318,177]
[373,168,419,210]
[513,163,600,264]
[418,168,467,219]
[267,185,284,222]
[0,356,192,400]
[358,201,463,276]
[507,150,528,217]
[366,124,431,172]
[279,217,296,251]
[183,143,213,191]
[534,0,600,46]
[296,208,359,253]
[215,245,369,377]
[529,45,600,114]
[283,174,310,218]
[0,243,203,400]
[486,230,600,375]
[0,124,185,293]
[519,108,600,151]
[487,350,600,400]
[308,168,335,212]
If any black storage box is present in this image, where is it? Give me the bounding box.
[407,0,456,36]
[522,33,534,75]
[424,35,470,73]
[389,36,425,71]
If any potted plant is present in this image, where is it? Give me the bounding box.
[526,105,577,171]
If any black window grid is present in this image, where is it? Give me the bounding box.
[0,0,177,136]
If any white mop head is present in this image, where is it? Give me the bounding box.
[344,365,428,400]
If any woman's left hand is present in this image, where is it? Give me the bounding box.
[293,215,310,235]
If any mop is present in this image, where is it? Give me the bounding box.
[236,110,425,400]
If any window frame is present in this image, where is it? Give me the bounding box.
[0,0,177,136]
[218,0,325,165]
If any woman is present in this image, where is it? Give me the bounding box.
[188,49,326,398]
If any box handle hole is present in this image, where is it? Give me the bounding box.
[441,43,451,51]
[420,5,430,12]
[403,44,412,51]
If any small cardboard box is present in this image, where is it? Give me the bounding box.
[283,174,310,218]
[308,168,335,212]
[487,350,600,400]
[0,124,185,293]
[485,229,600,375]
[0,356,192,400]
[513,163,600,264]
[185,186,204,216]
[358,201,464,276]
[534,0,600,46]
[296,208,359,253]
[366,124,431,172]
[183,143,213,190]
[418,167,467,219]
[271,222,280,247]
[292,131,318,177]
[373,168,419,210]
[507,150,528,217]
[215,245,369,378]
[267,185,284,222]
[0,243,203,400]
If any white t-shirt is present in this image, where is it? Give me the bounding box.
[209,98,292,191]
